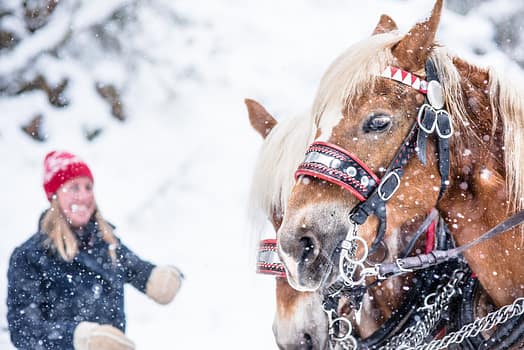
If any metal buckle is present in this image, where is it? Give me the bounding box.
[377,171,401,201]
[417,103,436,133]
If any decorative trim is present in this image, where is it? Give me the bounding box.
[381,66,428,94]
[295,142,381,201]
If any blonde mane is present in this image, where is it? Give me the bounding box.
[431,48,524,212]
[491,69,524,211]
[248,111,316,228]
[312,32,403,128]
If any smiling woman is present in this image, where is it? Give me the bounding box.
[6,151,184,350]
[56,177,96,228]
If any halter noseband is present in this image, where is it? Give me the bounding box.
[256,239,286,278]
[294,60,452,253]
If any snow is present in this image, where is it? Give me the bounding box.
[1,0,523,349]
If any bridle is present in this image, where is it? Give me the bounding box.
[295,60,452,256]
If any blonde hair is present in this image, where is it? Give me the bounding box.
[41,198,118,263]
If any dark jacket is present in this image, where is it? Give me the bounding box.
[6,215,155,350]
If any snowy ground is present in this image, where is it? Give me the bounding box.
[1,0,523,349]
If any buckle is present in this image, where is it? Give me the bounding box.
[377,171,401,201]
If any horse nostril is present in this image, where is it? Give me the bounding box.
[299,235,317,263]
[302,333,314,350]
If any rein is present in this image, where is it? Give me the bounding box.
[377,209,524,278]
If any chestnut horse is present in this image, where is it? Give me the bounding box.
[250,0,524,348]
[247,102,329,350]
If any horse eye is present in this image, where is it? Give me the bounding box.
[363,114,392,133]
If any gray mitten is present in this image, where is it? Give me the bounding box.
[146,265,183,305]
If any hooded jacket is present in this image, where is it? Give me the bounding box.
[6,215,155,349]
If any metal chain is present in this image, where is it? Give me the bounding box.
[330,215,524,350]
[327,269,524,350]
[338,222,381,287]
[378,270,466,350]
[417,296,524,350]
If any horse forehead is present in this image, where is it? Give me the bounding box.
[316,80,410,141]
[317,109,344,141]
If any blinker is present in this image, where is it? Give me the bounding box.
[427,80,445,109]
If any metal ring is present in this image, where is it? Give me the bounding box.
[347,262,368,286]
[330,317,353,341]
[395,258,413,273]
[424,292,437,307]
[377,171,401,201]
[345,236,369,264]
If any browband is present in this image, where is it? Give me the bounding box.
[381,66,428,94]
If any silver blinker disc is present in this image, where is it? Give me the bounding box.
[427,80,444,109]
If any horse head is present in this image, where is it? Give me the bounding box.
[277,0,445,292]
[247,99,329,350]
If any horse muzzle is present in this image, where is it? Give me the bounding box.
[277,206,349,292]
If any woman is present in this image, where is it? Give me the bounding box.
[7,150,183,350]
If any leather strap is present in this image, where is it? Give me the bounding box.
[378,210,524,278]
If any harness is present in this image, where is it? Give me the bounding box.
[257,60,524,349]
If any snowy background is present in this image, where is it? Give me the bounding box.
[1,0,523,349]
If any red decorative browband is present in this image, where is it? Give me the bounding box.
[256,239,286,278]
[381,66,428,94]
[295,141,381,201]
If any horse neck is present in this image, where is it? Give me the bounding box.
[437,58,524,306]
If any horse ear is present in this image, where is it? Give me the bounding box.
[372,14,398,35]
[392,0,443,72]
[245,98,278,139]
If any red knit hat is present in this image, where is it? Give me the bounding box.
[43,151,94,200]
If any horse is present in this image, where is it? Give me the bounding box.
[246,84,476,350]
[247,100,330,350]
[249,0,524,348]
[246,99,424,350]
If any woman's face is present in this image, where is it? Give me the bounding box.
[56,177,96,227]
